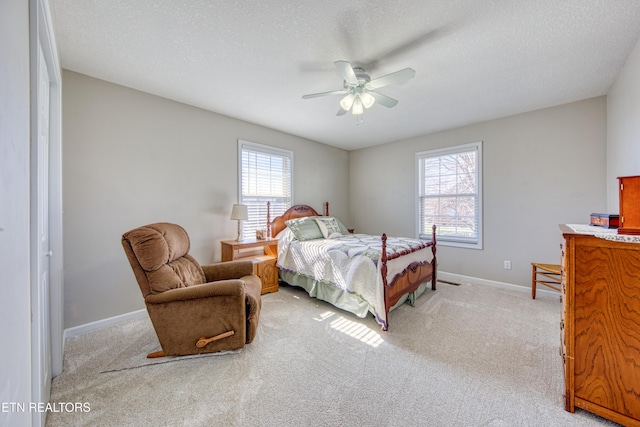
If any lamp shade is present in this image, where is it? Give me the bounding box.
[351,97,364,115]
[230,204,248,221]
[339,93,355,111]
[360,92,375,109]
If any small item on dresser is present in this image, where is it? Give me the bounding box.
[589,213,619,229]
[256,229,265,240]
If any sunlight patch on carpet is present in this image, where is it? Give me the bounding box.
[314,310,336,322]
[312,310,383,347]
[330,316,384,347]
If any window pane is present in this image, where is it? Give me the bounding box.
[439,173,457,194]
[440,155,457,175]
[424,177,440,195]
[423,158,439,177]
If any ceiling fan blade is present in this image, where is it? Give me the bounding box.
[370,91,398,108]
[361,27,450,70]
[302,89,348,99]
[367,68,415,90]
[336,108,348,116]
[334,60,358,85]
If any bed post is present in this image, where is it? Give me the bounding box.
[431,224,437,290]
[380,233,388,287]
[324,201,329,216]
[380,233,389,331]
[266,201,271,238]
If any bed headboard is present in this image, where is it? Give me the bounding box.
[268,203,327,238]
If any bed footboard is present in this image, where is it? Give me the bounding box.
[380,225,437,331]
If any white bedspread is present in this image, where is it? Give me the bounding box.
[276,229,432,326]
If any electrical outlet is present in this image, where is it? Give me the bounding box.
[504,260,512,270]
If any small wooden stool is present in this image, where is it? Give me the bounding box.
[531,263,561,299]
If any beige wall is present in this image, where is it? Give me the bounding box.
[350,97,607,288]
[607,37,640,211]
[62,70,350,328]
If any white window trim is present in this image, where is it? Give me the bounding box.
[415,141,483,250]
[237,140,294,237]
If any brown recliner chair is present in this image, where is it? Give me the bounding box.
[121,222,262,357]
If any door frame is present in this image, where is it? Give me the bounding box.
[30,0,63,424]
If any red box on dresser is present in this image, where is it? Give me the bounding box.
[618,175,640,235]
[589,213,619,228]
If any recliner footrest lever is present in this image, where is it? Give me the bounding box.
[196,330,235,348]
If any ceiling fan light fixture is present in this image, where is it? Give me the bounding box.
[351,97,364,116]
[302,61,413,125]
[339,93,355,110]
[360,92,375,109]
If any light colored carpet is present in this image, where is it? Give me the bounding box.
[47,282,617,426]
[98,325,241,373]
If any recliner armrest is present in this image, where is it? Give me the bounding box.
[202,260,254,282]
[145,279,245,304]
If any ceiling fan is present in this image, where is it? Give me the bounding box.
[302,60,415,124]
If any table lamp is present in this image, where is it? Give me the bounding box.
[230,204,248,241]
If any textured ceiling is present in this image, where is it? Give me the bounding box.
[50,0,640,151]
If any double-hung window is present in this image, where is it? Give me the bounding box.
[416,141,483,249]
[238,140,293,238]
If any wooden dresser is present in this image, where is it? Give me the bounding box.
[560,224,640,426]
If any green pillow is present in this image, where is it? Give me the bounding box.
[317,216,349,235]
[285,217,324,241]
[315,217,344,238]
[330,217,350,235]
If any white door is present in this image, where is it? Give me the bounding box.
[32,42,52,427]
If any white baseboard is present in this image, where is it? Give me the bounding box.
[64,309,148,340]
[437,271,559,298]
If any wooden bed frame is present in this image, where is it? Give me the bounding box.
[267,202,437,330]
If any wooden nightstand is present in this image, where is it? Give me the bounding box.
[221,239,279,294]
